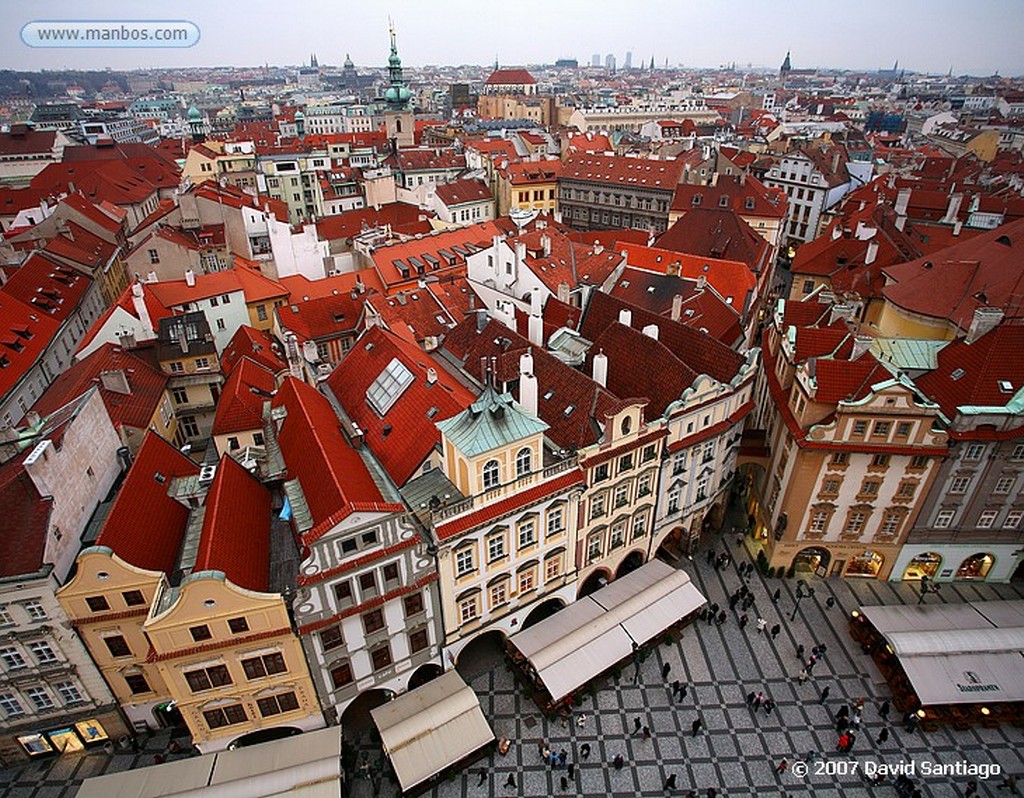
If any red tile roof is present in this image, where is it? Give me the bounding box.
[510,228,624,292]
[0,294,61,414]
[424,275,481,322]
[32,343,168,433]
[76,280,172,354]
[501,160,562,185]
[882,218,1024,329]
[279,270,385,301]
[561,154,686,192]
[145,269,242,308]
[219,325,286,375]
[327,327,475,485]
[314,203,430,242]
[567,228,648,249]
[369,221,503,290]
[0,126,59,157]
[565,133,613,154]
[484,68,537,85]
[581,290,745,385]
[194,456,271,593]
[276,291,365,342]
[655,208,770,274]
[96,432,199,574]
[434,178,492,207]
[233,259,289,303]
[30,161,166,210]
[367,289,453,344]
[0,252,92,323]
[670,174,787,219]
[0,459,51,578]
[813,354,891,404]
[622,243,756,301]
[915,323,1024,420]
[435,469,582,539]
[272,377,402,542]
[394,149,466,172]
[212,357,276,436]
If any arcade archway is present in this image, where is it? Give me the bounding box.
[615,550,645,579]
[792,547,830,577]
[955,553,994,580]
[902,552,942,581]
[523,597,565,630]
[454,630,506,681]
[577,568,610,598]
[341,688,391,742]
[407,663,443,691]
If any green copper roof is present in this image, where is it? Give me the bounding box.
[436,385,548,457]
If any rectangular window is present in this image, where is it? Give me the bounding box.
[593,463,609,483]
[518,568,536,594]
[203,704,247,729]
[184,664,231,692]
[871,454,890,467]
[333,581,353,605]
[872,421,891,436]
[618,453,633,473]
[809,510,828,533]
[637,473,652,497]
[1012,445,1024,461]
[103,636,131,658]
[950,476,970,493]
[546,508,563,536]
[702,441,715,462]
[458,596,478,624]
[169,361,184,374]
[383,563,400,583]
[632,513,647,539]
[189,625,212,642]
[821,479,840,495]
[256,304,268,321]
[371,645,392,671]
[489,582,507,608]
[518,520,536,549]
[668,488,680,513]
[55,681,83,704]
[845,512,866,535]
[0,692,24,718]
[896,422,912,437]
[965,444,985,460]
[587,535,602,564]
[257,692,299,717]
[0,647,26,670]
[487,533,505,562]
[242,652,286,679]
[455,548,474,577]
[995,476,1015,494]
[86,596,110,612]
[590,493,606,520]
[330,662,353,688]
[977,510,998,528]
[614,483,629,508]
[409,628,429,653]
[352,598,381,630]
[26,687,54,711]
[672,453,686,475]
[403,592,424,617]
[320,625,344,652]
[642,444,657,463]
[832,452,849,466]
[125,673,151,694]
[122,590,145,607]
[935,510,955,528]
[897,482,916,498]
[359,572,376,595]
[0,607,12,626]
[861,480,880,496]
[1004,510,1023,529]
[28,641,57,664]
[227,617,249,634]
[852,421,867,436]
[545,555,562,581]
[910,455,930,469]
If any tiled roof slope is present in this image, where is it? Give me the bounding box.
[561,154,686,192]
[194,455,271,593]
[0,459,51,578]
[212,357,276,436]
[96,432,199,574]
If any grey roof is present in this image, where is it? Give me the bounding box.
[436,385,548,457]
[869,337,945,372]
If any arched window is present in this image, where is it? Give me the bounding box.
[483,460,500,489]
[516,447,532,478]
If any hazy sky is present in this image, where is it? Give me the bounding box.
[3,0,1022,76]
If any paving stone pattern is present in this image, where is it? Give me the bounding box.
[4,535,1022,797]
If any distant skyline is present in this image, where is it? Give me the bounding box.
[2,0,1022,77]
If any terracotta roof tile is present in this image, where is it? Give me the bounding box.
[0,293,61,414]
[0,459,51,578]
[484,68,537,85]
[219,325,286,375]
[655,208,770,274]
[434,178,492,207]
[0,252,92,323]
[212,357,276,436]
[561,153,686,192]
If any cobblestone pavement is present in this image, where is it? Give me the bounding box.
[5,536,1023,797]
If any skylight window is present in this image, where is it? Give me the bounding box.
[951,368,965,381]
[563,404,575,416]
[367,357,414,415]
[999,380,1014,394]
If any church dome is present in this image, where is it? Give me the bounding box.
[187,105,201,120]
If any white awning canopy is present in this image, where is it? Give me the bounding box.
[509,559,706,703]
[858,600,1024,707]
[371,669,494,793]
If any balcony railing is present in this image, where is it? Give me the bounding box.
[433,457,578,523]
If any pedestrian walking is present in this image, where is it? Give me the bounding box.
[478,770,488,786]
[756,617,767,633]
[729,594,740,610]
[819,685,831,704]
[796,644,805,660]
[710,602,720,616]
[716,610,727,625]
[567,762,575,779]
[836,716,848,734]
[826,596,836,609]
[772,588,781,603]
[807,655,817,672]
[707,610,716,625]
[706,549,715,565]
[577,713,587,728]
[739,613,749,629]
[665,773,678,790]
[879,700,890,720]
[505,773,517,788]
[798,668,809,683]
[746,690,756,706]
[755,690,766,707]
[770,623,781,640]
[662,661,672,679]
[837,704,849,719]
[634,717,642,734]
[904,712,919,733]
[643,726,651,739]
[776,758,789,774]
[677,682,688,700]
[836,733,849,752]
[966,779,979,798]
[765,699,776,715]
[613,754,625,770]
[691,717,703,737]
[558,749,567,767]
[877,727,889,744]
[851,709,862,728]
[580,743,591,759]
[560,775,568,791]
[538,740,546,759]
[672,678,681,695]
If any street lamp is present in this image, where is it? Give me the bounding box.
[789,579,815,621]
[917,575,941,604]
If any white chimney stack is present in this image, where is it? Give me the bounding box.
[520,371,539,417]
[618,308,632,327]
[519,350,534,377]
[671,294,683,322]
[557,282,570,304]
[426,367,438,385]
[540,234,551,257]
[185,269,196,287]
[528,313,544,347]
[530,287,543,317]
[865,240,879,265]
[966,307,1004,344]
[592,350,608,387]
[642,323,660,341]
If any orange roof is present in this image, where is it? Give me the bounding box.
[212,357,276,436]
[279,270,384,301]
[96,432,199,574]
[233,259,289,303]
[195,455,271,593]
[561,153,685,191]
[0,252,92,323]
[621,243,756,301]
[369,221,503,290]
[0,294,61,413]
[220,325,286,374]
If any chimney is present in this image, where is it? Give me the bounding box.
[865,240,879,265]
[396,293,407,306]
[284,332,303,378]
[475,309,488,333]
[851,334,873,360]
[696,274,708,291]
[831,150,841,173]
[131,281,155,339]
[943,193,963,225]
[185,269,196,287]
[966,307,1004,344]
[895,215,907,232]
[831,225,842,240]
[671,294,683,322]
[557,282,570,304]
[618,308,632,327]
[540,234,551,257]
[99,369,131,395]
[528,313,544,347]
[642,323,660,341]
[519,351,538,416]
[591,349,608,387]
[514,240,526,263]
[530,287,543,317]
[953,219,963,237]
[592,242,604,255]
[25,410,41,429]
[739,171,746,186]
[426,367,438,385]
[894,187,911,217]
